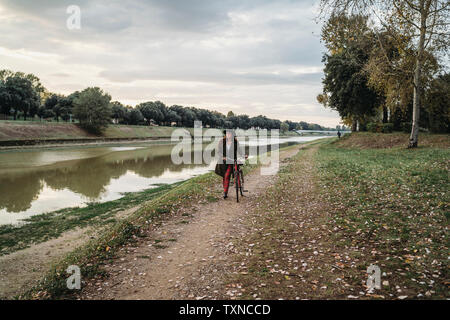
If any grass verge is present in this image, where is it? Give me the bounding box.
[316,137,449,299]
[223,133,448,299]
[0,183,182,256]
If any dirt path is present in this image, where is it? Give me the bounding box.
[0,228,94,299]
[0,205,141,299]
[79,145,303,299]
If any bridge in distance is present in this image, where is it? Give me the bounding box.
[295,130,351,135]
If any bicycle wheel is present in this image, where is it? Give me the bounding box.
[235,167,239,203]
[239,168,244,196]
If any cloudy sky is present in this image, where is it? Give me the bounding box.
[0,0,342,127]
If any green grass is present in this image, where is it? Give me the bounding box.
[0,183,182,256]
[315,139,449,298]
[222,136,448,299]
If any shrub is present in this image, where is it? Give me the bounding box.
[381,123,394,133]
[367,122,381,133]
[400,122,411,133]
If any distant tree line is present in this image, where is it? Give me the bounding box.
[0,69,342,134]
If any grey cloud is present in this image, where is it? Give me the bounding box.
[0,0,341,126]
[98,68,323,85]
[51,72,70,77]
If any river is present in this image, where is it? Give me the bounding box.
[0,136,330,225]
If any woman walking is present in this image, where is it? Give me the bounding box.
[216,130,246,199]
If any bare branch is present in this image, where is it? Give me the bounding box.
[392,1,421,29]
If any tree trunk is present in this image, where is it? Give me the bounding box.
[409,59,422,148]
[382,106,388,123]
[408,3,427,148]
[352,118,357,132]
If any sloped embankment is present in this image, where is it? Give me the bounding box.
[0,122,191,146]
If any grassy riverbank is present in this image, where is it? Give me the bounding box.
[0,183,182,256]
[0,121,301,145]
[224,133,449,299]
[317,134,449,298]
[0,121,187,143]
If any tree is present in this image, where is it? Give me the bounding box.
[321,13,373,54]
[124,108,144,125]
[37,105,54,120]
[180,108,196,127]
[0,81,10,116]
[3,75,40,120]
[299,121,310,130]
[321,48,380,130]
[236,114,251,129]
[364,27,439,124]
[284,120,298,131]
[153,101,168,124]
[318,13,380,131]
[169,105,185,126]
[0,70,45,98]
[44,94,62,121]
[110,101,127,124]
[272,119,281,129]
[280,122,289,134]
[59,92,78,122]
[73,87,112,133]
[211,111,226,128]
[319,0,450,147]
[425,73,450,133]
[137,102,164,125]
[165,110,181,126]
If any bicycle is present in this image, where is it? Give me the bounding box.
[232,157,247,203]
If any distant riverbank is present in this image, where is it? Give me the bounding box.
[0,121,304,149]
[0,121,187,148]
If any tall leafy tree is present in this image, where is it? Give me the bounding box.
[0,81,10,116]
[44,94,62,121]
[425,73,450,133]
[280,122,289,134]
[73,87,112,133]
[137,102,164,125]
[110,101,127,124]
[3,75,40,120]
[165,110,181,126]
[124,108,144,125]
[321,49,381,130]
[319,13,380,130]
